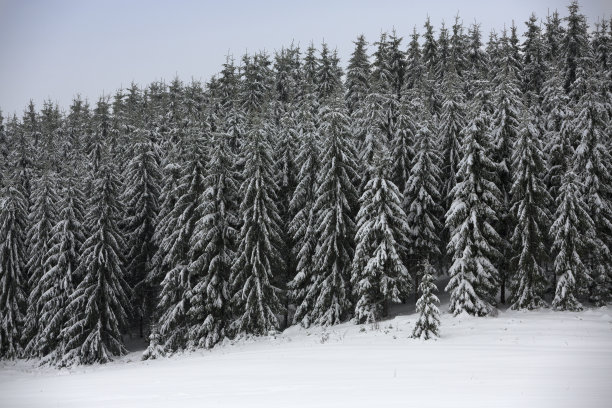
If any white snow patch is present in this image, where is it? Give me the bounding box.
[1,305,611,408]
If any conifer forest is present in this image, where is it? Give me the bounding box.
[1,0,611,378]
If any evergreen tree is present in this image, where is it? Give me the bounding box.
[490,37,523,304]
[317,43,343,102]
[573,74,612,305]
[405,28,423,91]
[345,35,371,115]
[522,13,547,104]
[187,133,238,348]
[0,185,28,359]
[445,97,502,316]
[141,326,165,360]
[412,259,440,340]
[509,114,552,310]
[351,152,410,323]
[23,173,59,357]
[404,113,444,291]
[230,123,283,335]
[550,171,595,311]
[294,102,359,326]
[0,111,7,186]
[438,69,466,212]
[389,98,416,193]
[562,1,590,94]
[60,163,131,365]
[274,108,299,328]
[544,10,565,66]
[123,135,162,337]
[288,107,321,325]
[155,134,207,351]
[36,178,85,363]
[422,18,438,74]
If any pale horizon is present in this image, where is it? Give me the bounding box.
[1,0,611,116]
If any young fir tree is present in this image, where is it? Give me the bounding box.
[187,133,238,348]
[230,123,284,336]
[35,178,85,364]
[550,171,596,311]
[155,133,207,351]
[445,96,503,316]
[141,326,165,360]
[404,112,444,295]
[122,135,162,338]
[23,173,59,357]
[60,163,132,365]
[0,185,28,359]
[509,114,552,310]
[412,259,441,340]
[351,151,410,323]
[294,101,359,327]
[288,107,321,325]
[573,74,612,305]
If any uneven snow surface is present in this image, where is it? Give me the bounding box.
[1,303,611,408]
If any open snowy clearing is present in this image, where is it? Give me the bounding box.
[1,301,611,408]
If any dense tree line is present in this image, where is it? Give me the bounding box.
[0,1,610,364]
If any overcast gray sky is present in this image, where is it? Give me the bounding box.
[1,0,611,116]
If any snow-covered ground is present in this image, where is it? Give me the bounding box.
[1,298,611,408]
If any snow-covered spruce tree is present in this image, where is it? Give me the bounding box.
[288,107,320,325]
[317,42,343,102]
[445,96,503,316]
[351,151,410,323]
[542,71,575,292]
[389,97,416,196]
[345,35,371,116]
[550,171,596,311]
[155,132,207,352]
[273,108,299,328]
[23,173,59,358]
[562,1,590,94]
[0,111,7,187]
[230,122,284,336]
[404,112,444,294]
[509,113,552,310]
[543,70,572,198]
[122,135,162,337]
[436,22,451,80]
[405,28,423,91]
[187,133,238,348]
[35,178,85,364]
[522,13,547,105]
[60,163,132,366]
[438,67,466,213]
[141,326,165,360]
[294,101,359,327]
[412,259,440,340]
[148,145,184,296]
[573,74,612,305]
[0,185,28,359]
[544,11,565,66]
[490,34,524,304]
